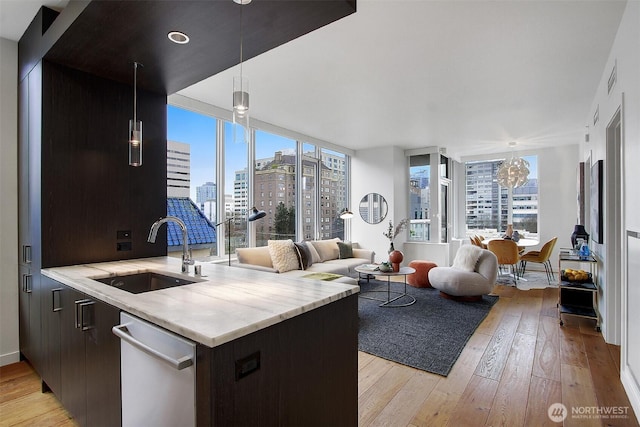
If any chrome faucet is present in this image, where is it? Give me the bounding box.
[147,216,195,273]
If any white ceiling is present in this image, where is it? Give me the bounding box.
[0,0,68,41]
[2,0,628,159]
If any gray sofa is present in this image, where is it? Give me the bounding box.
[235,238,374,282]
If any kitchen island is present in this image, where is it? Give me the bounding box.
[41,257,359,426]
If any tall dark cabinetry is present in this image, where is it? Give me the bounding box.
[18,61,43,375]
[18,6,166,425]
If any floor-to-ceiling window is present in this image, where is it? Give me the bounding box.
[225,121,249,254]
[408,153,451,243]
[465,155,538,238]
[408,154,431,241]
[167,99,351,262]
[320,148,348,240]
[167,105,217,257]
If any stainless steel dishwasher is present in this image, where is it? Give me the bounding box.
[113,312,196,427]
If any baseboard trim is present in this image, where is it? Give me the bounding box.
[621,366,640,423]
[0,351,20,367]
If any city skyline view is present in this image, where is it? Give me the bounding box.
[168,105,300,201]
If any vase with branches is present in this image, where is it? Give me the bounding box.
[383,218,409,253]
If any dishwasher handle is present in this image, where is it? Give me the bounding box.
[112,324,194,370]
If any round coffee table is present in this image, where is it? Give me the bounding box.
[354,266,416,307]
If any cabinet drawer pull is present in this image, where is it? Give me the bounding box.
[80,301,95,331]
[22,274,32,293]
[74,299,93,329]
[23,245,32,264]
[52,288,63,312]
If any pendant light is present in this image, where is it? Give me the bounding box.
[232,0,251,143]
[496,142,529,188]
[129,62,143,166]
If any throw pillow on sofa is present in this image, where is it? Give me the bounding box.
[236,246,273,268]
[310,238,340,262]
[337,241,353,259]
[294,242,313,270]
[452,245,484,272]
[306,241,322,264]
[268,239,300,273]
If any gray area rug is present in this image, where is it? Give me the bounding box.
[357,279,498,377]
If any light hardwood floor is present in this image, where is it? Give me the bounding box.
[1,284,638,426]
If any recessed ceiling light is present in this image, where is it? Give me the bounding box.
[168,31,190,44]
[233,0,252,4]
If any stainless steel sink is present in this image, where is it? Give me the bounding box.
[94,272,197,294]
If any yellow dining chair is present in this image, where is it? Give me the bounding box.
[487,239,520,284]
[519,237,558,285]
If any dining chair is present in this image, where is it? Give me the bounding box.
[487,239,520,284]
[519,237,558,284]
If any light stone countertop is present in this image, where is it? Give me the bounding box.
[42,257,359,348]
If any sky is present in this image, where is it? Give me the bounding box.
[167,105,297,199]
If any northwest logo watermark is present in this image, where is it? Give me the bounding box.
[548,403,630,422]
[548,403,567,422]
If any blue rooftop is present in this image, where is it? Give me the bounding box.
[166,197,216,248]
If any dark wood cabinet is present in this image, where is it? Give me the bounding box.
[84,295,122,427]
[41,278,121,427]
[18,264,41,370]
[18,60,43,375]
[18,4,165,399]
[41,276,62,396]
[59,286,88,426]
[196,294,358,427]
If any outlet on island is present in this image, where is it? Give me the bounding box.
[117,242,132,251]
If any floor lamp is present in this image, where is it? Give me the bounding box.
[215,208,266,266]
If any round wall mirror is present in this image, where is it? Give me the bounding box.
[359,193,388,224]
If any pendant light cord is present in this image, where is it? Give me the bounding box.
[133,62,138,123]
[132,62,144,123]
[239,6,244,85]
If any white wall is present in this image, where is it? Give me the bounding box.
[353,143,579,270]
[0,38,19,366]
[586,0,640,417]
[351,146,408,262]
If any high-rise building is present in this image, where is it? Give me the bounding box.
[196,181,217,221]
[465,160,538,233]
[167,140,190,198]
[234,150,346,242]
[196,182,216,205]
[233,169,249,218]
[196,182,217,222]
